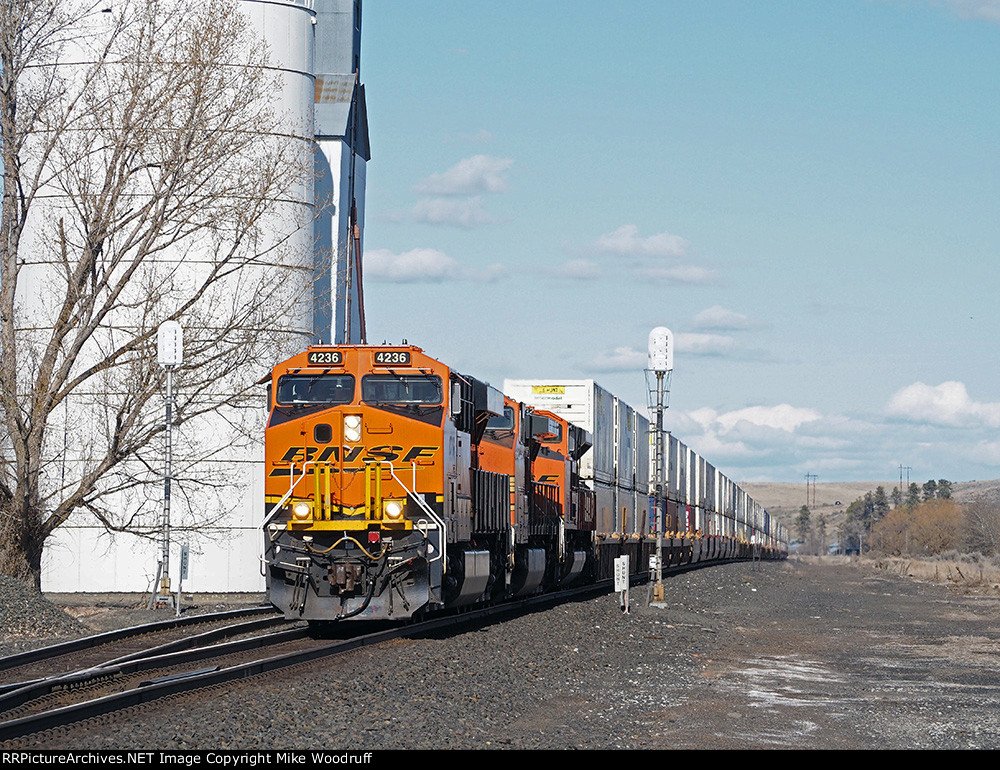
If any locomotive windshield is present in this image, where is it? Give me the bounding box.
[362,374,443,405]
[276,374,355,405]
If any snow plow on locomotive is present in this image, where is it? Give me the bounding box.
[262,344,786,622]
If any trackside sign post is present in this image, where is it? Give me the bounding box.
[614,555,630,613]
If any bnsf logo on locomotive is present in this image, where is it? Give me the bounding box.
[269,444,439,475]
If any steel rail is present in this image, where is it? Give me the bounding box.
[0,624,310,716]
[0,581,615,743]
[0,615,296,707]
[0,606,277,674]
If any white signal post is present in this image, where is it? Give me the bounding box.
[645,327,673,604]
[151,321,183,610]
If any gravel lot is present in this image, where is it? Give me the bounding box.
[4,557,1000,750]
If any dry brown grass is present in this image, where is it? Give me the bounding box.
[866,555,1000,596]
[792,554,1000,595]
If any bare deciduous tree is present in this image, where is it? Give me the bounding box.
[962,496,1000,555]
[0,0,312,587]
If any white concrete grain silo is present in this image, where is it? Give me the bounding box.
[26,0,368,593]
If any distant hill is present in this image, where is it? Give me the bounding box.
[740,479,1000,542]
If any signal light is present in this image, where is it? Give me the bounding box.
[368,530,381,544]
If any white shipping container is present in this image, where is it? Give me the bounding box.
[616,399,635,487]
[673,438,688,506]
[635,411,650,494]
[503,380,618,484]
[704,461,716,515]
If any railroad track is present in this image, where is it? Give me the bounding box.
[0,581,612,745]
[0,606,279,689]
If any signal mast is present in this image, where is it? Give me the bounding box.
[645,326,673,603]
[150,320,182,610]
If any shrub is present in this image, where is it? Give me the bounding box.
[870,499,962,556]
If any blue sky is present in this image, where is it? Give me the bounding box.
[356,0,1000,484]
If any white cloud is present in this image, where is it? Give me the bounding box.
[666,391,1000,482]
[686,430,753,459]
[566,224,720,286]
[971,439,1000,465]
[942,0,1000,22]
[692,305,753,331]
[594,224,689,258]
[886,381,1000,428]
[588,346,647,372]
[639,265,719,285]
[471,263,505,283]
[555,259,601,280]
[412,196,501,228]
[715,404,823,433]
[365,248,503,284]
[684,407,719,432]
[675,332,737,356]
[685,404,821,435]
[364,248,460,283]
[413,155,513,196]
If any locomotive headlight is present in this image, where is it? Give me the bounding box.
[344,414,362,443]
[291,501,312,520]
[383,499,405,521]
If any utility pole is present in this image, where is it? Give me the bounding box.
[805,473,817,507]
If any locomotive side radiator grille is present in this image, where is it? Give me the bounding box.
[575,489,597,530]
[529,481,560,536]
[472,468,510,532]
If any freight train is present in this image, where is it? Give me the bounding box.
[262,344,786,621]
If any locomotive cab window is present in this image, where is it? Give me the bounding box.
[362,374,443,405]
[276,375,355,405]
[486,406,515,432]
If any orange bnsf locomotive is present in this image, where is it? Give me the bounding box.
[262,344,786,622]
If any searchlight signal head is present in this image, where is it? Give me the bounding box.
[157,320,184,367]
[647,326,673,373]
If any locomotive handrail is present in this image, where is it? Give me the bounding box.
[384,461,446,572]
[262,460,320,529]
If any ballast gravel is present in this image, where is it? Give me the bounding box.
[5,558,1000,749]
[0,576,85,644]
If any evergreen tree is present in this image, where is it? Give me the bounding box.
[922,479,938,501]
[891,486,903,509]
[796,505,812,544]
[863,492,876,527]
[843,498,866,551]
[907,483,921,509]
[937,479,953,499]
[872,486,890,523]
